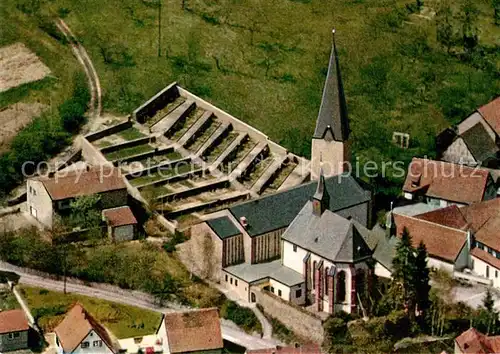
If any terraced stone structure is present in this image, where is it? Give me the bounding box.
[83,83,309,229]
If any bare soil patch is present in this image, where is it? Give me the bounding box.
[0,102,47,152]
[0,42,51,93]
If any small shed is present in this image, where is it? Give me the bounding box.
[103,206,138,242]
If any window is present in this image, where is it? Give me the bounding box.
[81,342,90,349]
[486,266,490,278]
[295,289,302,298]
[14,332,20,338]
[271,286,275,293]
[235,280,238,286]
[496,270,498,278]
[225,275,228,282]
[293,245,297,252]
[278,289,282,297]
[336,271,346,303]
[230,278,233,285]
[93,341,100,347]
[471,259,475,270]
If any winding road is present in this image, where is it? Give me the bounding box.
[0,262,279,350]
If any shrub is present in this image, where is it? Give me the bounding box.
[163,231,187,253]
[220,300,262,334]
[0,271,20,284]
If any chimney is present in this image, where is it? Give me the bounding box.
[240,216,248,228]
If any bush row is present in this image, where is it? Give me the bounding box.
[0,72,89,199]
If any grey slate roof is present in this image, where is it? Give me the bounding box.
[461,123,499,162]
[281,203,372,263]
[373,235,399,272]
[228,174,370,237]
[224,260,304,286]
[313,32,350,141]
[207,216,241,239]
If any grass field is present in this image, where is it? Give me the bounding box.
[0,288,20,310]
[2,0,499,198]
[19,285,162,339]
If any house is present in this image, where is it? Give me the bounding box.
[102,206,137,241]
[246,344,324,354]
[27,166,128,229]
[387,211,471,273]
[0,309,30,352]
[402,158,496,207]
[157,308,223,354]
[454,328,500,354]
[382,198,500,287]
[54,304,117,354]
[437,97,500,168]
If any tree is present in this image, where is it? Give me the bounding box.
[69,195,102,229]
[436,3,457,53]
[415,241,431,315]
[482,289,498,335]
[461,0,479,55]
[494,0,500,25]
[391,228,418,317]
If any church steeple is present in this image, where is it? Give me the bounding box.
[312,169,330,216]
[310,29,351,180]
[313,29,350,142]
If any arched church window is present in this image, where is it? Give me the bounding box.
[312,261,317,288]
[324,267,329,295]
[336,271,346,303]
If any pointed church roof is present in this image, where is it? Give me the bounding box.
[281,203,372,263]
[313,29,350,141]
[313,169,328,200]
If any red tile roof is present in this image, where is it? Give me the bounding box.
[103,206,137,227]
[247,345,324,354]
[163,308,223,354]
[479,97,500,136]
[403,158,490,204]
[460,198,500,233]
[393,214,467,263]
[471,248,500,270]
[455,328,500,353]
[0,309,29,334]
[36,167,126,201]
[54,304,115,353]
[416,205,469,230]
[413,198,500,252]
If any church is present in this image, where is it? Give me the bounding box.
[188,30,378,316]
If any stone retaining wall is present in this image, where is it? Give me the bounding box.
[84,120,132,142]
[253,287,325,344]
[133,82,179,123]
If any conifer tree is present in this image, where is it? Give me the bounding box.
[415,241,431,315]
[392,228,418,316]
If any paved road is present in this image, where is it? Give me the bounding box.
[1,265,278,350]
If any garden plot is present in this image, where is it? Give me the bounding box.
[263,160,299,194]
[0,102,46,152]
[104,142,156,161]
[0,43,51,93]
[93,126,148,148]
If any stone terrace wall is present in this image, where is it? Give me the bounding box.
[79,136,111,166]
[133,82,179,123]
[84,120,132,142]
[253,287,324,343]
[177,87,288,156]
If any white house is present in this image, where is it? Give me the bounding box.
[54,304,116,354]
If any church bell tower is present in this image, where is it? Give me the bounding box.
[311,29,351,180]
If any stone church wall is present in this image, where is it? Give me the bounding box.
[253,287,324,343]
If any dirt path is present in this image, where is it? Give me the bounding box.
[55,18,102,118]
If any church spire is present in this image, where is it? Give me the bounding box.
[312,168,330,216]
[313,29,350,142]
